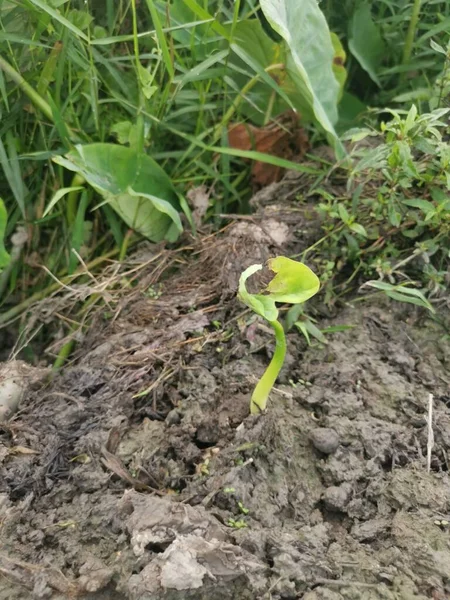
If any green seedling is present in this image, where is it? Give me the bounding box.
[238,256,320,414]
[227,518,248,529]
[238,501,250,515]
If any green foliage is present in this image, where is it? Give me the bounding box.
[239,257,320,321]
[348,3,384,86]
[330,33,348,100]
[364,281,435,313]
[285,304,327,346]
[238,256,319,413]
[322,0,450,108]
[53,144,182,242]
[229,17,346,130]
[0,0,343,306]
[260,0,343,153]
[308,105,450,309]
[1,0,449,336]
[0,198,11,269]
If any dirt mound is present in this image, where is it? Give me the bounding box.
[1,173,450,600]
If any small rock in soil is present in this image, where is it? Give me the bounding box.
[351,517,390,542]
[166,408,182,426]
[310,428,340,454]
[323,483,352,512]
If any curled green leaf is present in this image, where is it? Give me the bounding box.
[266,256,320,304]
[238,257,320,322]
[238,263,278,322]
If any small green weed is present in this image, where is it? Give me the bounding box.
[223,487,251,527]
[322,0,450,111]
[305,104,450,311]
[227,518,248,529]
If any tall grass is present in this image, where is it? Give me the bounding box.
[0,0,266,308]
[0,0,448,321]
[322,0,450,105]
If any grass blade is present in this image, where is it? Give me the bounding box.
[144,0,174,79]
[44,187,84,218]
[0,198,11,269]
[27,0,89,42]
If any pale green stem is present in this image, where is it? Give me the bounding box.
[402,0,422,70]
[52,336,75,371]
[0,55,78,142]
[0,55,53,122]
[130,0,145,152]
[250,319,286,414]
[67,173,86,224]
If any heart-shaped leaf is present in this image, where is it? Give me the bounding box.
[53,144,182,242]
[238,256,320,322]
[266,256,320,304]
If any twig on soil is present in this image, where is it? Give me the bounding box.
[427,392,434,473]
[132,366,176,398]
[314,578,379,588]
[9,322,44,360]
[101,446,165,495]
[0,554,77,595]
[40,265,79,293]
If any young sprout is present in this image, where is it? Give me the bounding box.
[238,256,320,414]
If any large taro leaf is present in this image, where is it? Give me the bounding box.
[348,3,384,86]
[260,0,343,155]
[229,19,290,125]
[331,33,347,101]
[230,19,346,157]
[53,144,182,242]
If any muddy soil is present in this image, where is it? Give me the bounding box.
[1,173,450,600]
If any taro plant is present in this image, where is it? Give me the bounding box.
[238,256,319,414]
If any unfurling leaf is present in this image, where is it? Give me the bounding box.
[238,256,320,323]
[266,256,320,304]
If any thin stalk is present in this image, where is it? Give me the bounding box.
[402,0,422,70]
[213,63,285,144]
[0,55,53,122]
[0,55,78,142]
[250,319,286,414]
[52,336,75,371]
[119,228,134,261]
[130,0,145,152]
[67,173,86,224]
